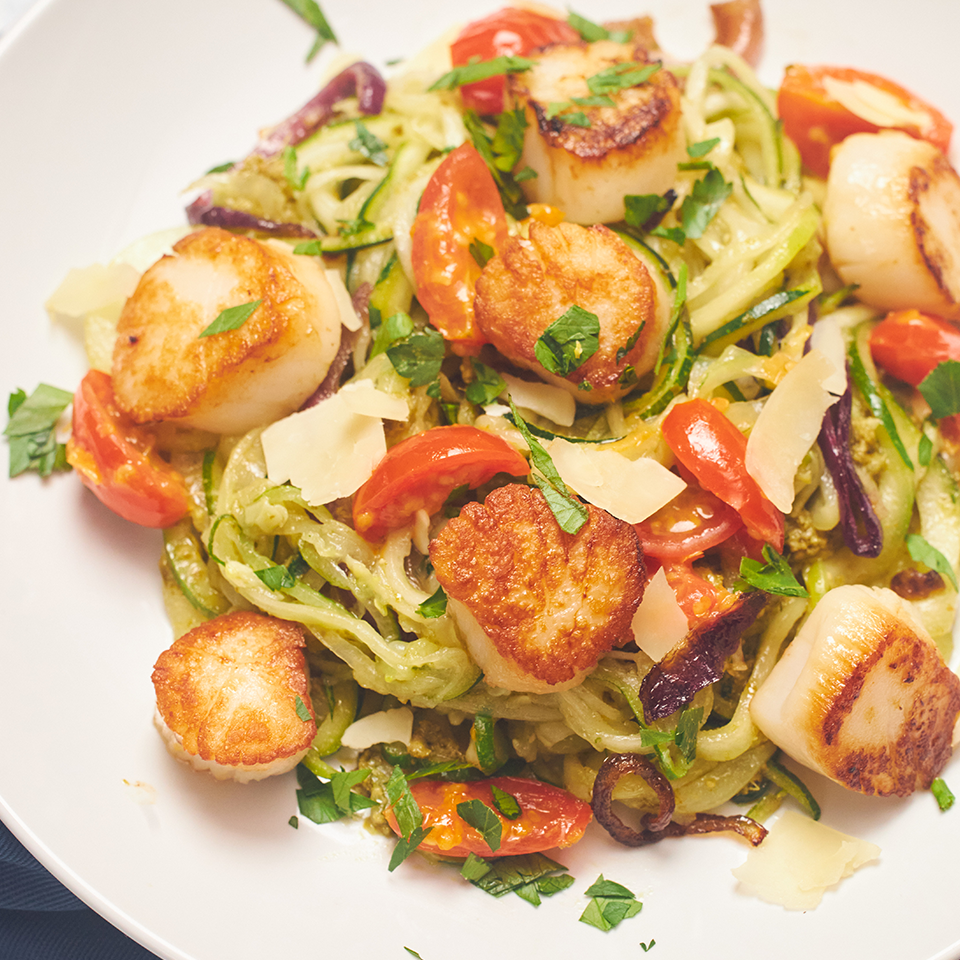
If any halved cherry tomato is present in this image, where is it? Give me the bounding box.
[66,369,190,528]
[450,7,579,115]
[778,64,953,179]
[410,142,508,352]
[384,775,592,858]
[352,425,528,541]
[869,308,960,386]
[660,399,784,551]
[648,558,731,624]
[635,480,742,562]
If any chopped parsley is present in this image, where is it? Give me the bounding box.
[255,564,296,590]
[566,10,633,43]
[386,326,445,387]
[468,236,495,269]
[349,119,389,167]
[587,61,660,96]
[456,798,502,853]
[919,359,960,420]
[461,852,574,905]
[534,304,600,377]
[490,784,521,820]
[579,875,644,931]
[430,55,536,92]
[465,359,506,406]
[198,299,262,338]
[687,136,720,158]
[5,384,73,478]
[932,777,956,812]
[385,766,433,871]
[736,544,809,598]
[295,765,377,825]
[906,534,959,590]
[463,109,529,219]
[616,320,646,364]
[294,695,312,722]
[282,146,309,190]
[277,0,337,62]
[417,584,448,618]
[624,191,675,231]
[370,311,415,359]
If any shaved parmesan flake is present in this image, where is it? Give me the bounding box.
[632,567,688,661]
[823,76,932,132]
[503,372,576,427]
[807,316,848,397]
[340,707,414,750]
[324,268,363,331]
[545,439,686,523]
[45,261,141,327]
[261,385,406,505]
[733,809,880,910]
[745,349,841,512]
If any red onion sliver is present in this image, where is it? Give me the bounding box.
[186,191,318,239]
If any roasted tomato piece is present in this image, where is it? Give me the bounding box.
[66,369,190,528]
[352,425,528,541]
[385,775,592,857]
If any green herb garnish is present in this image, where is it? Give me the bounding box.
[417,585,448,618]
[465,359,506,406]
[534,304,600,376]
[679,166,732,239]
[387,326,445,387]
[624,192,674,230]
[919,359,960,420]
[587,61,660,95]
[256,564,296,590]
[294,695,312,723]
[687,137,720,158]
[431,55,536,92]
[932,777,956,812]
[456,798,503,853]
[579,875,644,931]
[198,299,262,338]
[463,852,574,905]
[385,766,433,871]
[370,311,415,359]
[5,383,73,478]
[736,544,809,597]
[278,0,337,61]
[906,534,959,590]
[468,237,495,269]
[205,160,235,174]
[350,119,389,166]
[490,785,521,820]
[283,146,309,190]
[295,765,377,825]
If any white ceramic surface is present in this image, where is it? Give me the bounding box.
[1,2,958,959]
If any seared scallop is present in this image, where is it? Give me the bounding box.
[429,483,645,694]
[824,131,960,319]
[474,220,670,404]
[750,584,960,797]
[112,227,342,434]
[152,610,316,782]
[508,39,685,224]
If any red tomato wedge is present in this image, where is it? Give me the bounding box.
[450,7,579,115]
[352,425,528,541]
[635,480,742,562]
[778,64,953,179]
[652,559,731,623]
[385,776,592,858]
[410,142,508,352]
[66,369,190,528]
[869,308,960,386]
[660,399,784,551]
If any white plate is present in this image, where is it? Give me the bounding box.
[1,2,958,959]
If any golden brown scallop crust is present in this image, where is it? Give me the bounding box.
[508,41,681,161]
[112,227,329,424]
[429,483,645,686]
[910,151,960,314]
[818,614,960,797]
[152,610,316,768]
[474,220,660,403]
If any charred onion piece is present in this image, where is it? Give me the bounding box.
[817,384,884,558]
[186,191,318,239]
[254,61,386,158]
[591,753,681,846]
[302,325,360,408]
[639,591,766,723]
[710,0,764,68]
[591,753,768,848]
[890,567,945,600]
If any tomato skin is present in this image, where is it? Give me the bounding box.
[66,369,190,528]
[660,399,784,551]
[869,308,960,386]
[385,775,592,857]
[352,425,528,541]
[778,64,953,179]
[450,8,579,115]
[410,143,508,351]
[635,480,742,562]
[651,559,731,624]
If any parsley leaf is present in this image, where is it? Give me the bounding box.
[387,326,445,387]
[456,798,503,853]
[641,940,657,952]
[587,61,660,96]
[331,768,371,813]
[255,564,296,590]
[417,585,448,618]
[507,397,588,535]
[932,777,956,812]
[277,0,337,61]
[282,145,308,190]
[385,766,433,871]
[514,165,538,182]
[288,815,299,828]
[919,359,960,420]
[198,299,262,338]
[469,237,495,269]
[431,56,536,92]
[463,852,574,905]
[337,213,375,238]
[616,320,646,364]
[624,191,674,230]
[205,160,236,174]
[687,137,720,158]
[579,874,644,931]
[490,785,521,820]
[906,534,959,590]
[534,305,600,376]
[349,119,389,167]
[736,544,809,597]
[404,950,425,960]
[370,311,415,359]
[490,107,528,172]
[294,695,312,722]
[566,10,633,43]
[680,166,732,239]
[4,383,73,478]
[463,110,528,219]
[295,765,376,825]
[919,430,934,467]
[465,359,505,406]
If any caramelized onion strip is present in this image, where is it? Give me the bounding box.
[710,0,764,67]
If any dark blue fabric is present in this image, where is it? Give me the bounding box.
[0,821,159,960]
